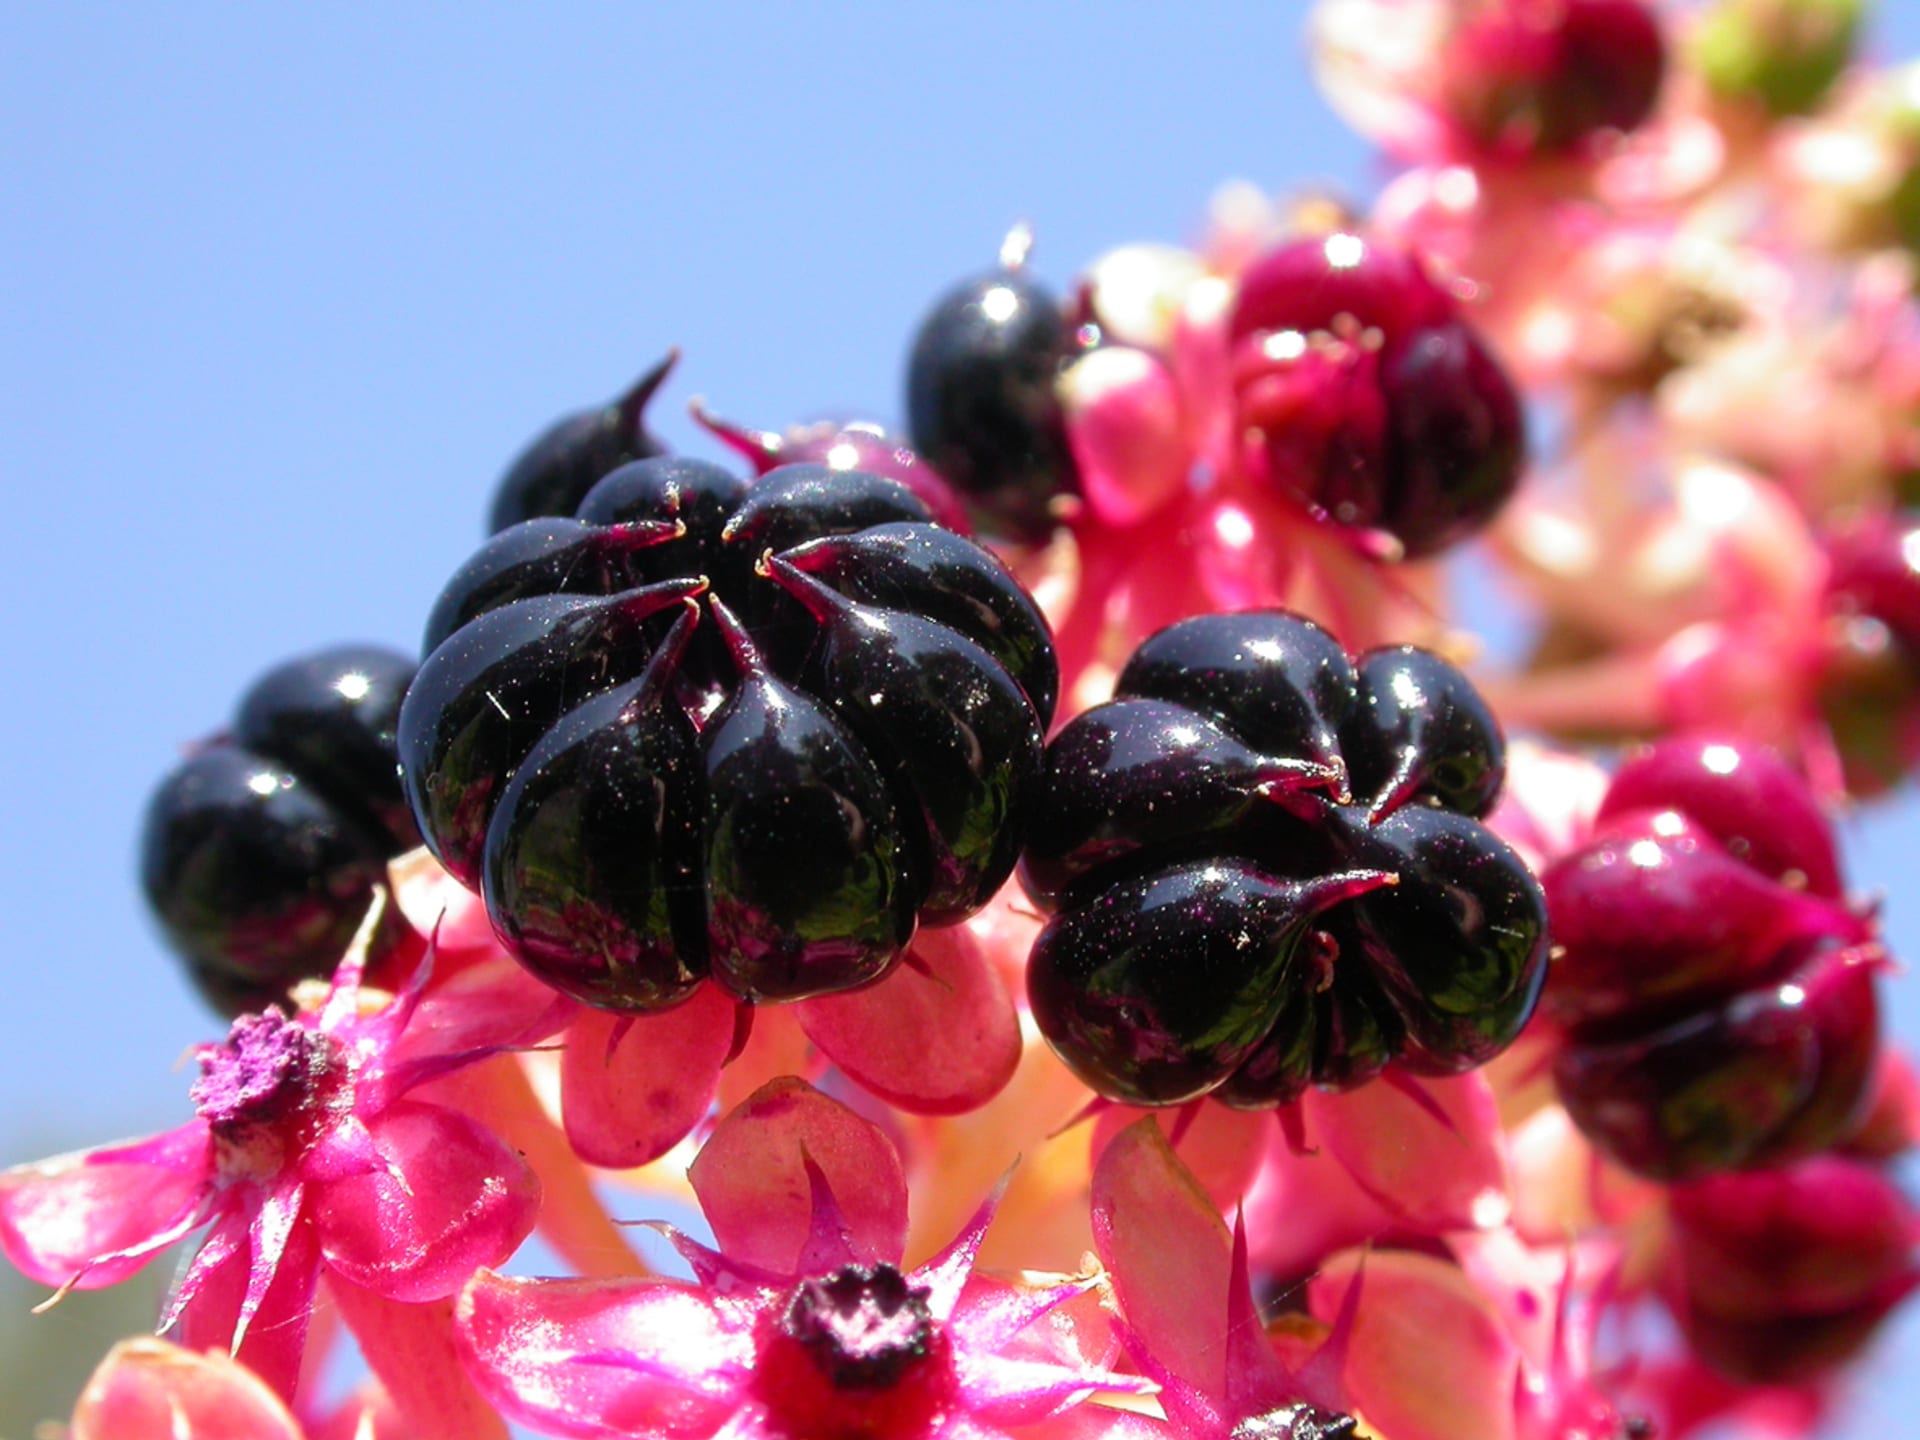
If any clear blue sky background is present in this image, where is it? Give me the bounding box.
[5,5,1920,1434]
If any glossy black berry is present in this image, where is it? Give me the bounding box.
[905,234,1079,542]
[1021,610,1547,1107]
[1027,858,1396,1106]
[400,580,702,889]
[486,351,676,534]
[403,458,1054,1011]
[142,644,421,1015]
[480,607,708,1012]
[700,598,918,1001]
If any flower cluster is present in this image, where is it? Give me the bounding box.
[14,2,1920,1438]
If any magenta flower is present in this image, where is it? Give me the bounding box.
[458,1076,1146,1439]
[0,907,540,1398]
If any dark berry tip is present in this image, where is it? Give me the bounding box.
[612,575,709,625]
[690,396,785,473]
[758,549,849,623]
[1295,867,1399,919]
[615,348,680,441]
[600,517,686,551]
[705,594,766,678]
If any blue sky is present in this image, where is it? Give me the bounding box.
[5,5,1920,1434]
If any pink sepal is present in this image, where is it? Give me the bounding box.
[646,1222,795,1297]
[1030,1403,1177,1439]
[561,985,736,1168]
[310,1098,539,1303]
[327,1280,509,1440]
[386,952,571,1075]
[235,1177,304,1349]
[949,1268,1093,1358]
[1305,1070,1511,1232]
[457,1270,749,1440]
[1310,1249,1520,1440]
[0,1119,212,1289]
[686,1076,908,1275]
[1090,1102,1266,1214]
[1090,1116,1234,1399]
[796,923,1021,1114]
[914,1171,1009,1322]
[68,1336,305,1440]
[953,1274,1145,1426]
[173,1210,320,1400]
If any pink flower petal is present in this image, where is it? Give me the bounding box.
[389,846,501,957]
[0,1121,212,1289]
[312,1099,539,1303]
[328,1280,509,1440]
[69,1336,305,1440]
[1305,1071,1511,1233]
[1091,1102,1267,1214]
[688,1077,908,1276]
[561,986,736,1168]
[1309,1250,1519,1440]
[235,1177,305,1349]
[457,1270,748,1440]
[951,1274,1145,1427]
[384,954,573,1087]
[797,925,1021,1114]
[174,1210,320,1401]
[1089,1116,1234,1400]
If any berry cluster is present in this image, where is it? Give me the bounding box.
[400,456,1055,1010]
[27,3,1920,1436]
[1023,610,1548,1106]
[1543,737,1883,1180]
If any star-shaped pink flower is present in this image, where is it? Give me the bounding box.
[0,905,540,1397]
[458,1077,1146,1439]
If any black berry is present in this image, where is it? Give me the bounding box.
[403,458,1054,1011]
[1021,610,1547,1107]
[142,644,420,1014]
[905,230,1079,542]
[486,351,676,534]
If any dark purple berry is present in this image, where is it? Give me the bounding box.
[481,606,708,1012]
[486,352,676,533]
[1543,738,1885,1178]
[1115,610,1355,777]
[408,459,1054,1011]
[1554,938,1880,1180]
[700,598,916,1002]
[421,516,682,656]
[232,644,421,851]
[1019,698,1335,909]
[1444,0,1666,157]
[779,522,1058,726]
[1027,858,1396,1106]
[1341,645,1506,820]
[692,400,972,535]
[1596,735,1843,896]
[1229,234,1524,558]
[399,580,702,888]
[769,555,1044,922]
[1023,609,1548,1107]
[905,231,1079,542]
[142,644,420,1014]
